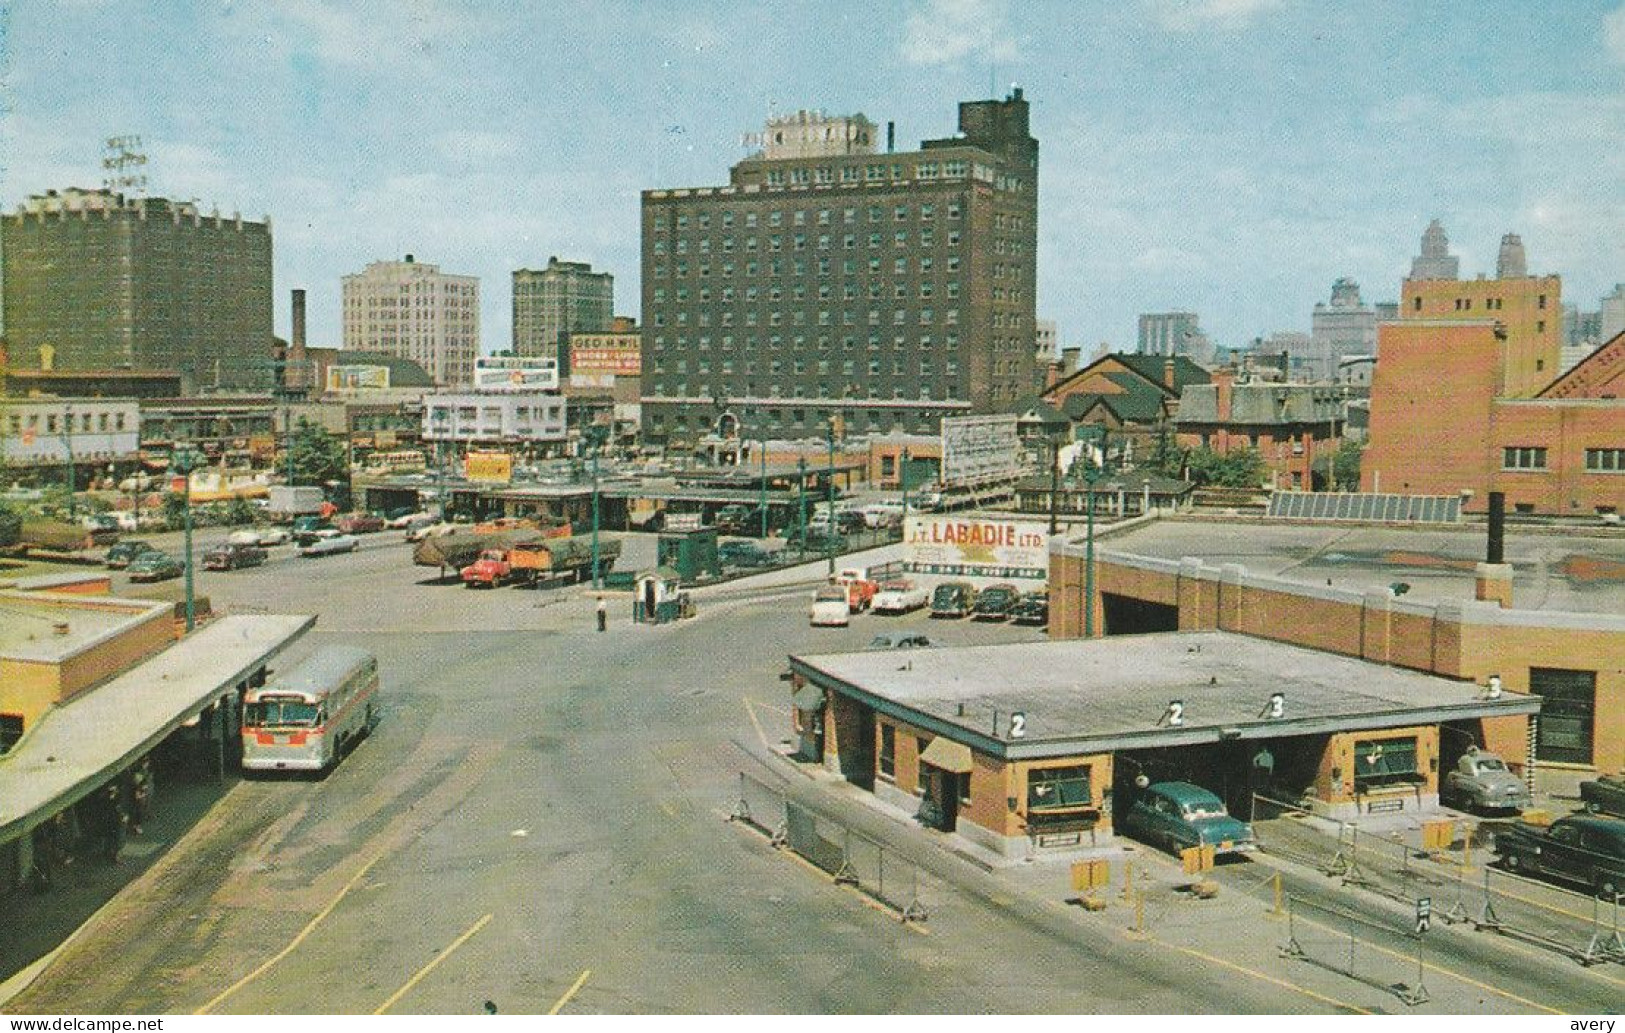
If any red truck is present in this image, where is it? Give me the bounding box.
[460,549,513,588]
[833,567,879,613]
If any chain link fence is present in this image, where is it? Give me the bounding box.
[1281,894,1431,1006]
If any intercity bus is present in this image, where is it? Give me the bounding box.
[242,646,379,773]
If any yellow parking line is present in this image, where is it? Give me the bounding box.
[742,696,773,751]
[195,852,382,1014]
[373,913,493,1014]
[548,969,592,1015]
[1148,937,1370,1015]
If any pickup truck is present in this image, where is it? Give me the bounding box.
[833,568,879,613]
[1441,749,1530,813]
[1495,814,1625,898]
[460,549,513,588]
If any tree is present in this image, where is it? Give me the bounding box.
[0,504,21,548]
[1146,422,1185,479]
[224,495,258,526]
[1332,439,1363,491]
[287,420,348,488]
[161,492,189,530]
[1183,446,1266,488]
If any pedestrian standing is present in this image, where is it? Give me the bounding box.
[596,596,608,633]
[95,784,128,865]
[129,759,154,836]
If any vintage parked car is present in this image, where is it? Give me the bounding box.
[298,533,360,558]
[1118,781,1257,857]
[126,551,184,583]
[1494,814,1625,898]
[337,513,386,534]
[255,527,291,547]
[203,542,267,571]
[1580,774,1625,818]
[971,583,1021,621]
[227,528,264,546]
[809,584,852,627]
[867,632,934,650]
[871,579,929,615]
[384,508,429,528]
[291,516,336,545]
[105,539,159,569]
[718,540,772,568]
[930,581,977,619]
[1441,748,1530,813]
[1010,590,1050,626]
[405,519,454,543]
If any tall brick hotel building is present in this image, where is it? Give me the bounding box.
[1364,224,1625,517]
[639,91,1039,443]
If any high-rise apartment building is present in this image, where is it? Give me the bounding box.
[1307,277,1378,381]
[1,188,274,389]
[511,258,614,369]
[639,89,1039,441]
[1399,224,1561,399]
[1137,312,1209,365]
[341,256,478,386]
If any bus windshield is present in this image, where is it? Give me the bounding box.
[245,699,321,727]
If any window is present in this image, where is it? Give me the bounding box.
[1503,446,1547,470]
[1530,668,1595,764]
[1585,448,1625,472]
[0,712,24,754]
[1352,736,1421,791]
[1027,765,1092,813]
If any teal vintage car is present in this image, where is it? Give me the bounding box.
[1119,781,1257,856]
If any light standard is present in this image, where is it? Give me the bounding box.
[1078,430,1109,639]
[825,420,836,575]
[796,455,808,555]
[759,430,769,540]
[62,402,76,519]
[171,445,201,633]
[588,425,606,589]
[900,446,911,520]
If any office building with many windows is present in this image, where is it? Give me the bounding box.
[639,90,1039,442]
[512,258,614,369]
[341,256,479,386]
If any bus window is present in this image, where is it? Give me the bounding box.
[244,700,321,727]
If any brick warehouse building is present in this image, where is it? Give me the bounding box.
[640,90,1039,443]
[2,188,274,390]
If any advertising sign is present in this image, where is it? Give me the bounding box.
[463,451,513,484]
[904,515,1048,580]
[940,414,1020,487]
[327,365,391,392]
[568,333,642,375]
[473,357,559,392]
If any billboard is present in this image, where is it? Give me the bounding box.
[940,414,1020,486]
[463,451,513,484]
[904,515,1048,580]
[327,365,391,391]
[473,357,559,392]
[569,333,642,376]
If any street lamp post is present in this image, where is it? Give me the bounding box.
[63,402,76,519]
[759,430,769,539]
[172,446,201,633]
[900,447,911,519]
[796,456,807,555]
[1048,436,1061,536]
[1080,431,1109,639]
[825,420,836,575]
[590,431,603,589]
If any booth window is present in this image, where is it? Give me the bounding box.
[1353,737,1422,791]
[0,714,23,754]
[878,723,896,780]
[1027,765,1093,813]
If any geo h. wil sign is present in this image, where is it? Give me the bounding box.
[904,515,1048,580]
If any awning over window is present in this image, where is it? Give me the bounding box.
[792,684,825,712]
[919,736,973,774]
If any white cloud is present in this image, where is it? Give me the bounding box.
[1606,4,1625,63]
[1147,0,1284,32]
[899,0,1018,67]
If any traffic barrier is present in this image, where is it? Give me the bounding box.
[765,795,927,923]
[1280,894,1430,1006]
[729,771,787,846]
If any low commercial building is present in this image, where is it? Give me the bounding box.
[789,633,1536,857]
[0,397,141,474]
[1176,371,1345,491]
[422,357,569,455]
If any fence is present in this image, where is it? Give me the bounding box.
[730,771,926,923]
[1280,894,1430,1006]
[1252,794,1625,967]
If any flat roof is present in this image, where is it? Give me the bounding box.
[0,592,171,663]
[791,631,1538,761]
[0,614,314,846]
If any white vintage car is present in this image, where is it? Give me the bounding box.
[809,584,852,627]
[871,578,929,615]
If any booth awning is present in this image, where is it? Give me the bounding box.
[919,737,974,774]
[792,684,825,712]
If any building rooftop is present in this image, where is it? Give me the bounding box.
[0,592,170,664]
[791,631,1537,760]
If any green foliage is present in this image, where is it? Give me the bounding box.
[1332,439,1363,491]
[1146,423,1185,479]
[161,492,189,530]
[1183,446,1266,488]
[0,505,21,548]
[224,495,259,526]
[287,420,348,488]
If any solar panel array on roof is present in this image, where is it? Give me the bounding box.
[1266,492,1461,524]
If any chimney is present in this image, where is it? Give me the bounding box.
[290,289,308,391]
[1211,366,1235,421]
[886,122,895,153]
[1476,491,1514,607]
[1061,347,1081,375]
[405,253,415,264]
[1044,360,1063,391]
[1163,358,1176,390]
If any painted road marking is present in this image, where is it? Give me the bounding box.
[373,913,493,1014]
[742,696,773,751]
[1145,935,1370,1015]
[548,969,592,1015]
[195,852,382,1014]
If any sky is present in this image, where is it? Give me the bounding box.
[3,0,1624,355]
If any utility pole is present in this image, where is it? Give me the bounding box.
[590,432,602,589]
[825,420,837,575]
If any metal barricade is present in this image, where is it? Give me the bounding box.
[1280,894,1430,1006]
[730,771,787,845]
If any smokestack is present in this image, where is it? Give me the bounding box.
[1163,358,1176,390]
[290,289,308,391]
[1061,347,1081,375]
[886,122,895,153]
[1486,491,1504,564]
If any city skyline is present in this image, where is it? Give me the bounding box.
[4,0,1622,358]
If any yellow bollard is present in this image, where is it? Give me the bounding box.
[1121,860,1135,902]
[1133,891,1145,937]
[1268,871,1285,918]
